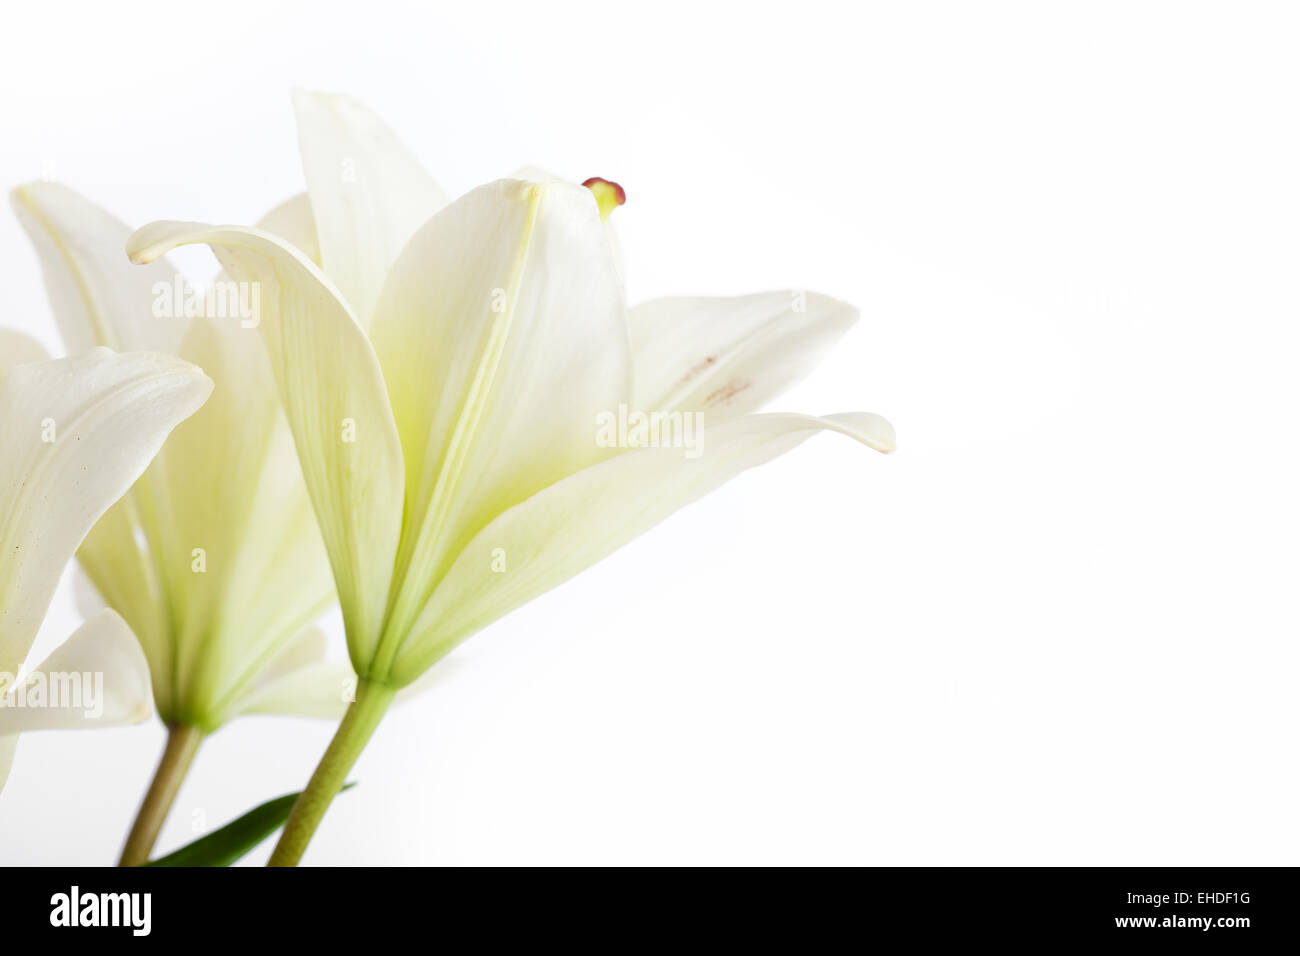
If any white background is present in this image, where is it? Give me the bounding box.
[2,0,1297,865]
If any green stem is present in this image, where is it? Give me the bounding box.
[119,723,204,866]
[267,679,395,866]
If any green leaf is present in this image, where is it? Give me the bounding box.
[144,783,356,867]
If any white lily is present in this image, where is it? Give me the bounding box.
[12,184,345,862]
[0,330,211,794]
[127,90,894,863]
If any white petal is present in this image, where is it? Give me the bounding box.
[256,192,321,265]
[0,349,211,676]
[75,493,171,712]
[11,182,189,355]
[72,565,107,619]
[389,410,893,683]
[509,168,629,290]
[11,185,188,712]
[232,628,352,719]
[248,625,329,687]
[143,316,335,729]
[629,292,859,420]
[291,89,448,324]
[366,180,631,673]
[13,185,182,713]
[0,609,152,734]
[0,330,50,369]
[236,661,355,719]
[127,222,404,667]
[31,187,337,727]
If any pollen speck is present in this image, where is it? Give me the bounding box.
[705,380,751,407]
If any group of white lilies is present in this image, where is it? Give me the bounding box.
[0,90,893,865]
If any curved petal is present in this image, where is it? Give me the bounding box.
[0,330,50,368]
[256,192,321,265]
[11,182,188,356]
[0,609,152,734]
[629,292,859,420]
[292,89,448,325]
[0,348,211,676]
[366,179,632,672]
[388,410,894,683]
[12,186,189,707]
[21,185,337,728]
[127,222,404,666]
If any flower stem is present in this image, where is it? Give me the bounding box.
[267,679,395,866]
[118,723,204,866]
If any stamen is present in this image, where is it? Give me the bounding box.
[582,177,626,221]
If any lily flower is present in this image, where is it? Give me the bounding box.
[127,90,894,864]
[12,184,346,863]
[0,330,211,793]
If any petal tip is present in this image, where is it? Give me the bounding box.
[823,411,896,453]
[125,222,181,265]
